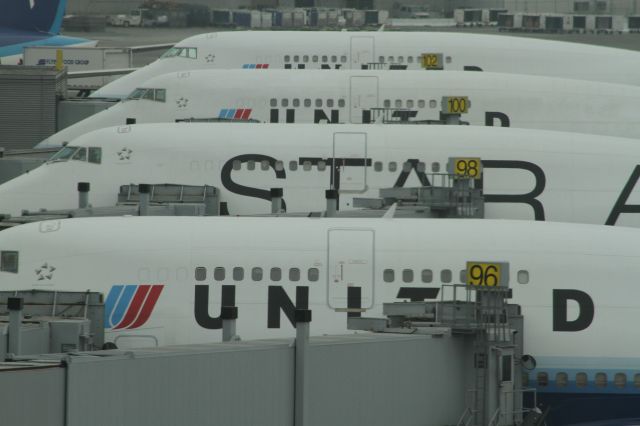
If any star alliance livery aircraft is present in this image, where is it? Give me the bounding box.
[5,123,640,227]
[0,0,96,64]
[0,216,638,424]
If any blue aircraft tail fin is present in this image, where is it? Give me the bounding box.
[0,0,67,34]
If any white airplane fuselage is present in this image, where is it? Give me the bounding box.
[90,31,640,99]
[8,123,640,227]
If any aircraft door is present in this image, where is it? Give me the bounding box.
[327,228,374,311]
[350,36,374,69]
[333,132,368,208]
[349,76,379,123]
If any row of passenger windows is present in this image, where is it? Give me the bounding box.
[268,98,434,109]
[383,268,529,285]
[284,54,347,63]
[195,266,320,282]
[231,159,445,173]
[49,146,102,164]
[194,266,530,285]
[532,371,640,389]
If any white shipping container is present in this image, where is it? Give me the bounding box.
[23,46,133,88]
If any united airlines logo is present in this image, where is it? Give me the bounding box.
[218,108,252,120]
[242,63,269,69]
[105,285,164,330]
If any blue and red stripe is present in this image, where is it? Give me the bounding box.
[104,284,164,330]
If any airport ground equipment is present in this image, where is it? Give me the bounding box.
[0,291,104,360]
[0,183,219,230]
[0,281,534,426]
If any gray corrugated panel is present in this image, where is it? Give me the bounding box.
[0,66,66,149]
[66,343,295,426]
[0,366,65,426]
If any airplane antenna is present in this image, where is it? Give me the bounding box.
[382,202,397,219]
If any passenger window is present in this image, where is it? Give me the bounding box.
[72,148,87,161]
[293,55,299,62]
[281,98,289,107]
[418,99,426,108]
[312,55,318,62]
[270,267,281,281]
[383,99,391,108]
[322,55,328,62]
[408,56,414,63]
[374,161,383,172]
[388,162,397,172]
[233,160,241,171]
[194,266,206,281]
[614,373,627,388]
[327,99,334,108]
[315,99,322,107]
[340,55,347,63]
[406,100,414,109]
[383,269,394,283]
[304,99,311,107]
[441,269,452,283]
[303,55,309,63]
[317,160,326,171]
[522,373,529,387]
[331,55,337,63]
[233,267,244,281]
[398,56,404,63]
[289,268,300,281]
[402,269,413,283]
[261,160,269,171]
[395,99,403,108]
[421,269,432,283]
[308,268,319,282]
[634,374,640,388]
[388,56,394,62]
[284,55,290,62]
[88,147,102,164]
[429,99,438,108]
[576,372,588,388]
[252,267,263,281]
[275,161,284,171]
[537,372,548,387]
[338,99,345,108]
[293,98,300,107]
[270,98,277,107]
[303,161,311,171]
[595,373,607,388]
[432,162,440,172]
[459,270,466,283]
[556,372,568,387]
[289,161,298,171]
[417,162,425,172]
[378,55,384,63]
[247,160,255,171]
[402,162,411,172]
[518,270,529,284]
[214,267,225,281]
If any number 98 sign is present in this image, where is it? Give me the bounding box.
[466,262,508,287]
[452,157,482,179]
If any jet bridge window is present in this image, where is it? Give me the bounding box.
[0,251,18,273]
[576,372,588,388]
[161,47,197,59]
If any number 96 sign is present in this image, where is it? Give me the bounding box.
[466,262,509,287]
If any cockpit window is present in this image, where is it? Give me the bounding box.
[126,88,166,103]
[1,251,18,273]
[161,47,197,59]
[49,146,102,164]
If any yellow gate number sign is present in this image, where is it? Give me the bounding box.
[452,157,482,179]
[444,96,469,114]
[466,262,507,287]
[421,53,444,70]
